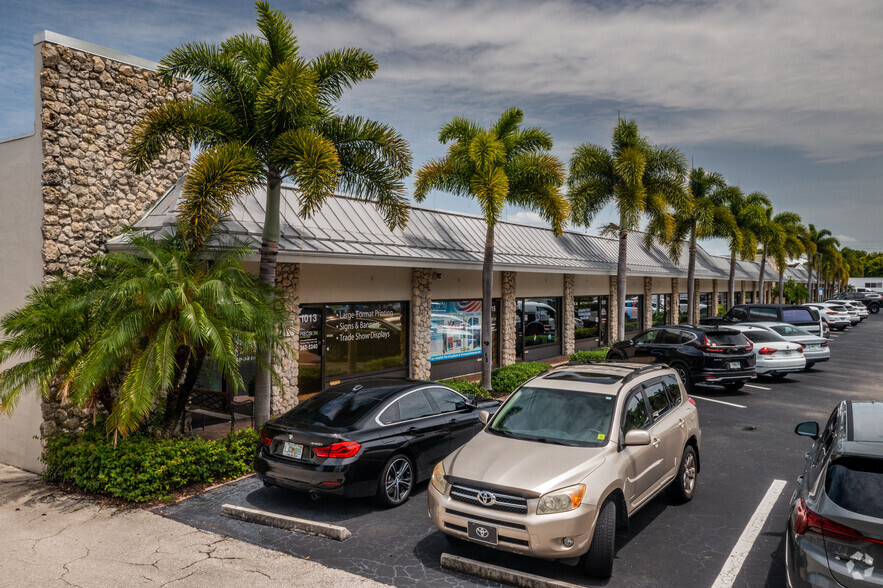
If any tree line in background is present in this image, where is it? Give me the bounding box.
[0,1,867,436]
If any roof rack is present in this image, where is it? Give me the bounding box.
[561,359,603,367]
[620,364,669,384]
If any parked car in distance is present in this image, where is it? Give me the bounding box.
[255,379,500,506]
[831,292,881,314]
[739,322,830,370]
[787,401,883,587]
[428,362,701,579]
[728,325,805,379]
[606,325,755,391]
[700,304,823,336]
[830,299,867,322]
[804,302,851,331]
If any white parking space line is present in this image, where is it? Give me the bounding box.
[744,384,771,391]
[710,479,788,588]
[689,396,747,409]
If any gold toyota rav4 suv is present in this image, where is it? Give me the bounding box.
[427,362,701,579]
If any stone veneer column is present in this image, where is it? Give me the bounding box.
[643,277,653,330]
[501,271,517,366]
[712,280,719,316]
[410,268,433,380]
[563,274,575,357]
[273,263,300,415]
[608,275,619,343]
[670,278,680,325]
[37,40,190,436]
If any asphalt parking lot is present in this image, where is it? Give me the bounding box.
[157,315,883,587]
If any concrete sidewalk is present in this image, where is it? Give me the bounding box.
[0,464,389,588]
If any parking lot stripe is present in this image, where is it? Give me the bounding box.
[440,553,585,588]
[710,479,787,588]
[689,396,747,408]
[220,504,352,541]
[744,384,771,391]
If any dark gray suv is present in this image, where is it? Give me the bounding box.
[787,401,883,587]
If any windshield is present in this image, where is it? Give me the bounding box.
[488,387,615,447]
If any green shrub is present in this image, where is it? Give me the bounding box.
[442,379,492,398]
[42,428,259,502]
[491,361,549,395]
[574,327,599,339]
[568,348,609,363]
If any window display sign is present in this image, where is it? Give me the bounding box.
[297,307,323,396]
[430,300,482,362]
[325,303,406,378]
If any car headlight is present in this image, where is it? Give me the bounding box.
[430,461,448,495]
[537,484,586,515]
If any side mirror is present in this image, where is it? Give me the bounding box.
[628,339,635,346]
[795,421,819,439]
[624,430,652,446]
[478,410,490,425]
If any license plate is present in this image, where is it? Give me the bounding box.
[807,345,820,350]
[467,520,498,545]
[282,442,304,459]
[728,361,741,369]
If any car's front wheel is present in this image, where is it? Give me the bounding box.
[376,454,414,507]
[670,445,698,503]
[582,499,616,578]
[869,304,880,314]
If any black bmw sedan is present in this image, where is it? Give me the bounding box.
[255,379,500,507]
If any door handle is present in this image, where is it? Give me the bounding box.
[407,427,420,435]
[678,418,685,429]
[449,418,457,424]
[652,437,660,448]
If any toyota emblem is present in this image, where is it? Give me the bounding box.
[475,526,489,538]
[477,491,497,506]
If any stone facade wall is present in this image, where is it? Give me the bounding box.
[410,268,433,380]
[608,275,619,342]
[670,278,680,325]
[643,277,653,330]
[37,41,191,436]
[562,274,574,356]
[274,263,301,415]
[501,271,517,366]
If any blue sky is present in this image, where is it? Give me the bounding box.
[2,0,882,254]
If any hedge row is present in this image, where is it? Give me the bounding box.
[43,428,258,502]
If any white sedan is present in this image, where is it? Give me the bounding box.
[730,325,805,380]
[740,322,830,371]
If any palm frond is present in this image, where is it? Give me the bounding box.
[254,0,299,66]
[311,48,377,105]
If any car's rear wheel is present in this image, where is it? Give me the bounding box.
[671,363,693,392]
[870,304,880,314]
[582,499,616,578]
[606,351,625,362]
[804,362,815,372]
[670,445,698,503]
[767,372,788,381]
[723,382,744,391]
[376,454,414,507]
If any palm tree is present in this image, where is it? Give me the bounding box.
[768,217,806,303]
[669,168,737,324]
[126,1,413,426]
[414,108,567,389]
[568,119,688,341]
[805,225,840,302]
[722,190,769,307]
[0,233,288,438]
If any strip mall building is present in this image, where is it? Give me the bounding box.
[0,32,810,472]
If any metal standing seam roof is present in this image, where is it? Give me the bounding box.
[107,180,802,282]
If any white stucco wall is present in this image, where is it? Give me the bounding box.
[0,130,44,472]
[299,264,412,304]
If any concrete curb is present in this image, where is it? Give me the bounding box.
[221,504,352,541]
[440,553,585,588]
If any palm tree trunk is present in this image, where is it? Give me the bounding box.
[728,251,737,310]
[254,171,283,427]
[778,272,785,303]
[758,244,767,304]
[617,226,628,342]
[480,224,494,390]
[806,258,813,303]
[815,254,824,302]
[687,228,697,324]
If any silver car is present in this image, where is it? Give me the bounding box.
[787,401,883,587]
[741,322,830,371]
[427,362,701,579]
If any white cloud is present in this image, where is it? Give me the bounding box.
[506,210,548,227]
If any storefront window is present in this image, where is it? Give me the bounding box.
[624,296,642,333]
[651,294,669,326]
[430,300,483,362]
[297,307,323,396]
[574,296,602,339]
[324,302,406,380]
[699,293,710,318]
[517,298,560,355]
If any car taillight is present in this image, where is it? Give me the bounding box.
[314,441,361,459]
[797,345,804,353]
[259,428,273,447]
[758,347,777,355]
[821,341,829,347]
[696,335,723,353]
[688,397,697,407]
[794,498,883,544]
[826,311,837,315]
